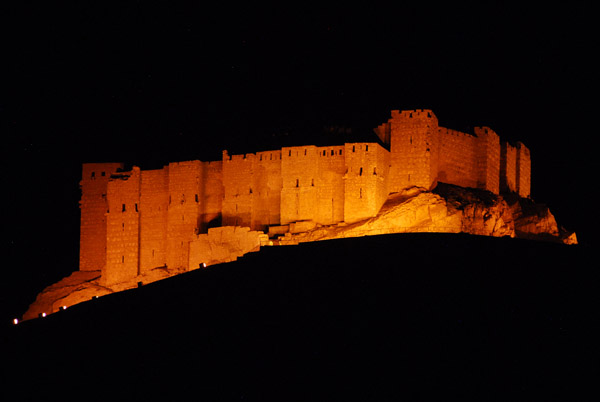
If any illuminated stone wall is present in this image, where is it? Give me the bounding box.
[139,168,169,273]
[166,161,203,270]
[344,142,390,223]
[474,127,501,194]
[103,167,141,286]
[516,142,531,198]
[500,142,517,194]
[438,127,479,189]
[201,160,224,231]
[315,145,346,225]
[388,109,440,192]
[79,163,123,271]
[252,150,282,230]
[222,152,256,228]
[280,146,319,224]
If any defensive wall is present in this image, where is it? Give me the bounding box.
[81,109,532,285]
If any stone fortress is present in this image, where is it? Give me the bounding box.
[79,109,531,287]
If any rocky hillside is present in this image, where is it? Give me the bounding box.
[278,183,577,245]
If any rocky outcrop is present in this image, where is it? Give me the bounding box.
[24,226,269,320]
[278,183,576,245]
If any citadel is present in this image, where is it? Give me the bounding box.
[79,109,531,285]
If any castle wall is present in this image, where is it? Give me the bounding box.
[167,161,203,270]
[139,167,169,273]
[516,142,531,198]
[252,150,282,230]
[474,127,501,194]
[222,152,255,228]
[500,142,517,193]
[344,142,390,223]
[438,127,479,189]
[280,146,320,225]
[199,161,223,231]
[79,163,123,271]
[388,109,439,192]
[103,167,141,286]
[315,146,346,225]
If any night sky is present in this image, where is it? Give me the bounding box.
[2,3,597,319]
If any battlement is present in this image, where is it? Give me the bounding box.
[390,109,438,125]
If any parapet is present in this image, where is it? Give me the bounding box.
[390,109,438,124]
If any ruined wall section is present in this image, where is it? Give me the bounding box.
[103,167,141,286]
[516,142,531,198]
[79,162,123,271]
[474,127,500,194]
[167,161,203,270]
[438,128,479,189]
[252,150,282,230]
[388,109,439,192]
[139,167,169,273]
[281,146,319,225]
[315,146,346,225]
[344,143,390,223]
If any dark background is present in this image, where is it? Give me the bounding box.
[2,3,597,321]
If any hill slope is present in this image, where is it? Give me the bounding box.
[3,234,596,401]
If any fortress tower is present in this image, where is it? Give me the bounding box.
[79,163,124,271]
[386,109,440,192]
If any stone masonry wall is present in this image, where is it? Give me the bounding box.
[280,146,320,225]
[252,150,282,230]
[222,152,255,228]
[344,143,390,223]
[474,127,500,194]
[500,142,518,194]
[388,109,439,192]
[103,167,141,286]
[438,128,479,189]
[516,142,531,198]
[167,161,203,270]
[79,162,123,271]
[200,160,223,232]
[139,168,169,273]
[315,145,346,225]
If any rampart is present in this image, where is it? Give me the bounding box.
[82,109,532,286]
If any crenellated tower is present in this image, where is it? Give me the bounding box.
[387,109,440,192]
[79,162,124,271]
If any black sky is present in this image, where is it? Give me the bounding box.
[1,3,597,319]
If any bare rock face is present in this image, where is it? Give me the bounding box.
[22,271,105,320]
[284,183,575,245]
[23,226,267,321]
[504,195,577,244]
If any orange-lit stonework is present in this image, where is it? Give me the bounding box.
[80,109,532,285]
[23,109,558,319]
